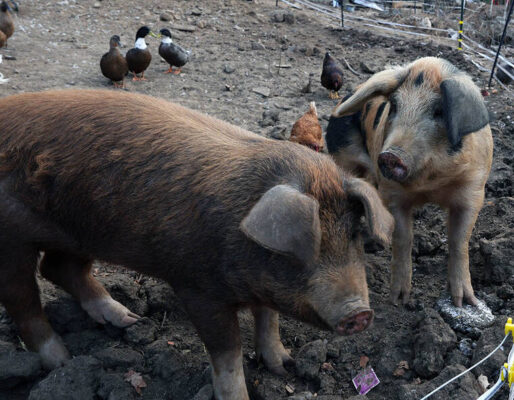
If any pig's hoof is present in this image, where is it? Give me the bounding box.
[81,296,140,327]
[257,344,294,376]
[39,334,71,370]
[389,287,411,306]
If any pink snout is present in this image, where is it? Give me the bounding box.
[378,151,409,182]
[336,309,374,335]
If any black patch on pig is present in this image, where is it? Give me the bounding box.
[373,102,387,130]
[440,78,489,152]
[325,112,363,153]
[414,72,424,87]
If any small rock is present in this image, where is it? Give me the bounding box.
[94,347,144,369]
[124,317,157,345]
[0,352,41,389]
[268,125,289,140]
[223,65,235,74]
[0,339,15,354]
[160,13,172,21]
[496,60,513,84]
[477,375,489,393]
[398,364,480,400]
[28,356,102,400]
[251,41,266,51]
[192,384,213,400]
[419,17,432,28]
[252,87,271,97]
[93,2,101,8]
[412,309,457,378]
[436,295,494,334]
[151,347,186,380]
[259,110,279,127]
[272,11,285,23]
[196,20,207,29]
[191,8,203,16]
[283,12,295,24]
[97,372,137,400]
[295,339,327,380]
[458,338,473,357]
[360,61,376,74]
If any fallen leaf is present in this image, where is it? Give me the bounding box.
[124,370,147,395]
[321,362,334,371]
[477,374,489,393]
[393,360,410,377]
[359,355,369,368]
[253,379,259,387]
[167,341,175,346]
[285,383,295,394]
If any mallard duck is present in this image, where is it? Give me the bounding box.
[158,28,191,75]
[125,26,156,81]
[0,0,14,47]
[100,35,128,88]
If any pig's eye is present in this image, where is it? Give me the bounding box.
[433,105,443,119]
[388,98,397,117]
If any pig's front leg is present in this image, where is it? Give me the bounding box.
[180,293,249,400]
[389,204,413,305]
[252,306,294,376]
[447,200,481,307]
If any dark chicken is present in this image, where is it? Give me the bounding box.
[321,52,344,99]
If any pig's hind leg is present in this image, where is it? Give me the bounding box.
[0,244,70,369]
[252,306,294,376]
[40,251,140,327]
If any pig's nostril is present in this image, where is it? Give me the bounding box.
[378,151,408,182]
[336,309,374,336]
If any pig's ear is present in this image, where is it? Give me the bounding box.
[345,178,394,247]
[440,78,489,151]
[332,67,409,117]
[240,185,321,264]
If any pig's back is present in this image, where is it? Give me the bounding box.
[0,90,328,273]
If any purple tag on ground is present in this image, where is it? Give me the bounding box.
[352,366,380,395]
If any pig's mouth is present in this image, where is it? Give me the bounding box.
[335,308,374,335]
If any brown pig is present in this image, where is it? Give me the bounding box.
[0,90,394,400]
[326,57,493,308]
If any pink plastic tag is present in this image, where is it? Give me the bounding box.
[352,366,380,395]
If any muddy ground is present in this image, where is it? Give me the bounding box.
[0,0,513,399]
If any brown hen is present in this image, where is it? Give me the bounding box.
[290,102,324,152]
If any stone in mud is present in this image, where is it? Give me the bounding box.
[28,356,102,400]
[471,319,510,378]
[124,317,157,345]
[479,237,514,285]
[259,110,279,127]
[436,296,494,334]
[412,309,457,378]
[0,352,41,389]
[398,364,481,400]
[94,347,144,369]
[97,372,137,400]
[295,339,327,380]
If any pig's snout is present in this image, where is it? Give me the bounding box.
[378,149,409,182]
[336,309,374,335]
